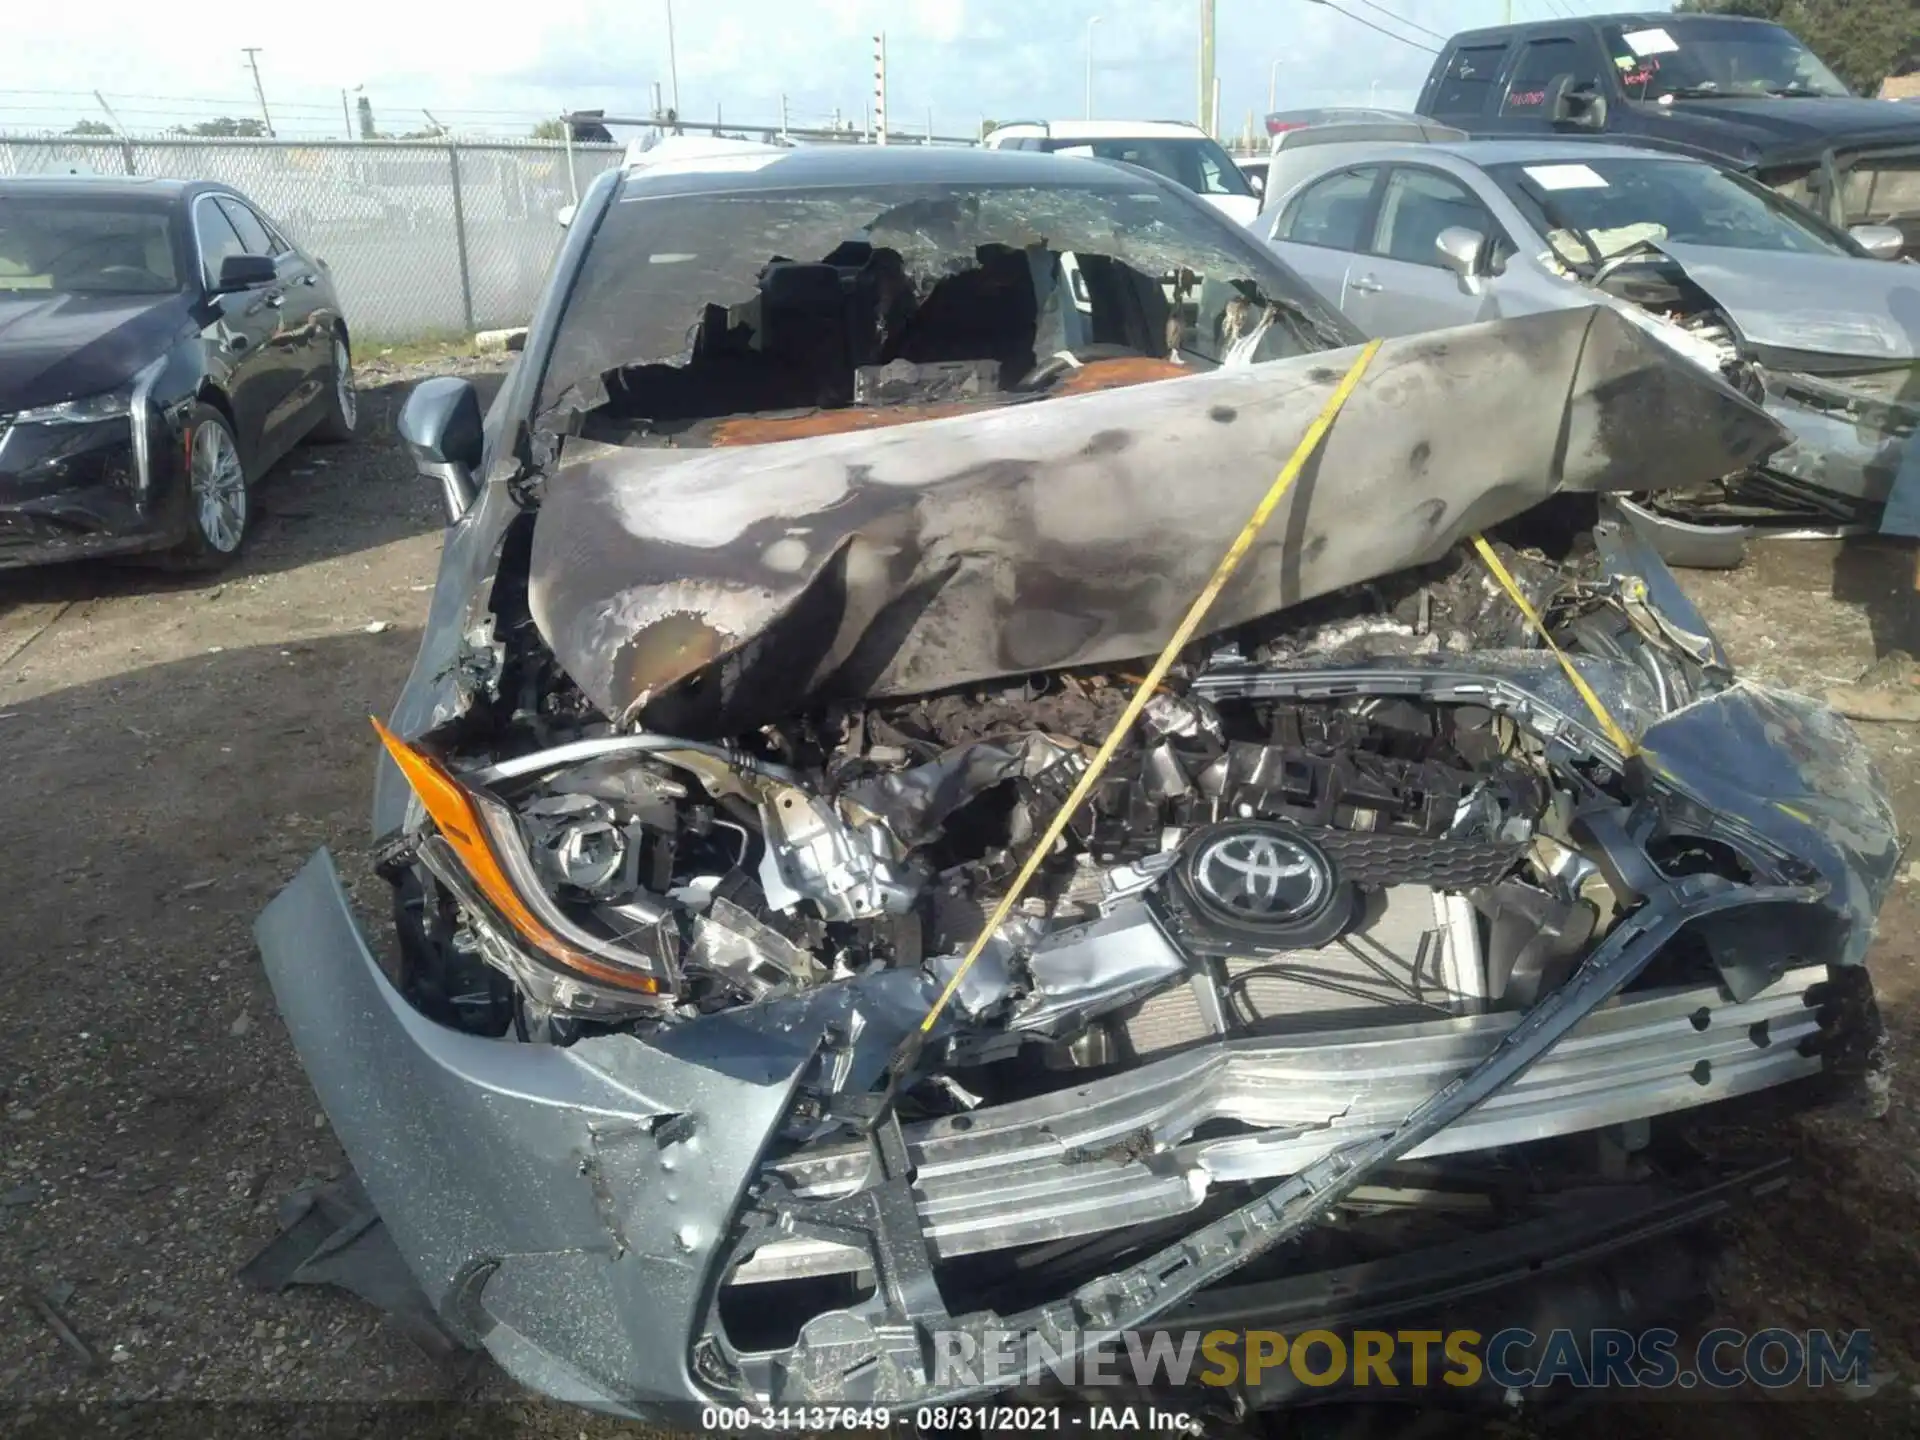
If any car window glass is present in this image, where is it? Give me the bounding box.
[1488,157,1854,261]
[1503,38,1577,114]
[1278,167,1378,250]
[215,197,276,256]
[1050,138,1255,198]
[1841,160,1920,230]
[0,196,182,295]
[1371,169,1495,266]
[1602,18,1850,100]
[196,199,249,286]
[1432,43,1508,116]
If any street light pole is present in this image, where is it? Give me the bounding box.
[664,0,681,119]
[1269,58,1281,112]
[1085,15,1102,119]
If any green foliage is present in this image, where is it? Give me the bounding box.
[529,117,568,141]
[1673,0,1915,94]
[172,116,269,138]
[64,120,114,136]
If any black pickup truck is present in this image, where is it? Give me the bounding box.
[1414,12,1920,254]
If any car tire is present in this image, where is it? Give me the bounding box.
[309,331,359,443]
[165,404,251,571]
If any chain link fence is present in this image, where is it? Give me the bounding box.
[0,136,623,340]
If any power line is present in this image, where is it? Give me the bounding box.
[1309,0,1441,54]
[1348,0,1447,42]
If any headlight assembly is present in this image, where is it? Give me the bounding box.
[372,719,677,1009]
[14,382,138,426]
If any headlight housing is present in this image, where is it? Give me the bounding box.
[13,382,139,426]
[372,719,679,1013]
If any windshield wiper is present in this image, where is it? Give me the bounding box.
[1762,84,1832,98]
[1661,85,1727,99]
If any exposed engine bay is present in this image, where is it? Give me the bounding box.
[401,539,1627,1037]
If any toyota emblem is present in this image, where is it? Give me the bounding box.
[1191,824,1328,921]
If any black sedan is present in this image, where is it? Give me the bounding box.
[0,176,357,570]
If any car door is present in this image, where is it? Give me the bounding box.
[215,196,323,461]
[233,199,331,431]
[192,195,282,466]
[1486,30,1616,137]
[1345,166,1513,336]
[1261,165,1384,318]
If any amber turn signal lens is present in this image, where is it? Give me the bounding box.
[370,718,662,994]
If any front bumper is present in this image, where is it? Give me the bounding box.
[0,414,187,568]
[260,842,1883,1414]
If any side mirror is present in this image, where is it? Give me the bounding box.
[213,253,277,293]
[555,202,576,229]
[1850,223,1905,260]
[398,377,483,521]
[1435,226,1486,283]
[1247,172,1266,199]
[1547,75,1609,132]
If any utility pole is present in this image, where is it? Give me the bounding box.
[874,32,888,145]
[91,90,127,136]
[780,92,790,140]
[664,0,681,120]
[241,48,274,136]
[340,89,352,139]
[1198,0,1216,134]
[1269,58,1281,113]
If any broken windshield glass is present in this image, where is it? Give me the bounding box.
[536,180,1357,429]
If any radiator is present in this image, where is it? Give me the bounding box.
[1123,887,1484,1056]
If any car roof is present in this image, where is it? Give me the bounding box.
[1305,138,1710,169]
[617,142,1170,198]
[0,174,212,201]
[1434,139,1708,166]
[993,119,1209,140]
[1446,11,1771,44]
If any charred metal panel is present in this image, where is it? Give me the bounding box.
[530,306,1785,735]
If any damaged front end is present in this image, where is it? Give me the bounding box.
[257,164,1898,1417]
[1554,240,1920,558]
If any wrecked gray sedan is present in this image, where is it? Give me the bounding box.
[256,146,1898,1419]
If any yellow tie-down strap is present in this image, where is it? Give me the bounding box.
[1470,534,1636,757]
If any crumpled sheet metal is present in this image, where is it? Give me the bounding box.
[529,306,1786,736]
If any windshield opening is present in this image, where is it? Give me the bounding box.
[1602,18,1851,101]
[537,179,1349,439]
[1041,137,1255,198]
[0,194,185,295]
[1488,157,1855,269]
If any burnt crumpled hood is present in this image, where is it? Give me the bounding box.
[528,305,1786,736]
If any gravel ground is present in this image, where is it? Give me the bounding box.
[1,359,1917,1436]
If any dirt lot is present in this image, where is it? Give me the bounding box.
[1,356,1917,1436]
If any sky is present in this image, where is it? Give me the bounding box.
[1,0,1674,142]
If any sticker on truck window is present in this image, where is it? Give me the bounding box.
[1522,163,1610,191]
[1620,27,1679,57]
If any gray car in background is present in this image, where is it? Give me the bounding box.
[1249,133,1919,564]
